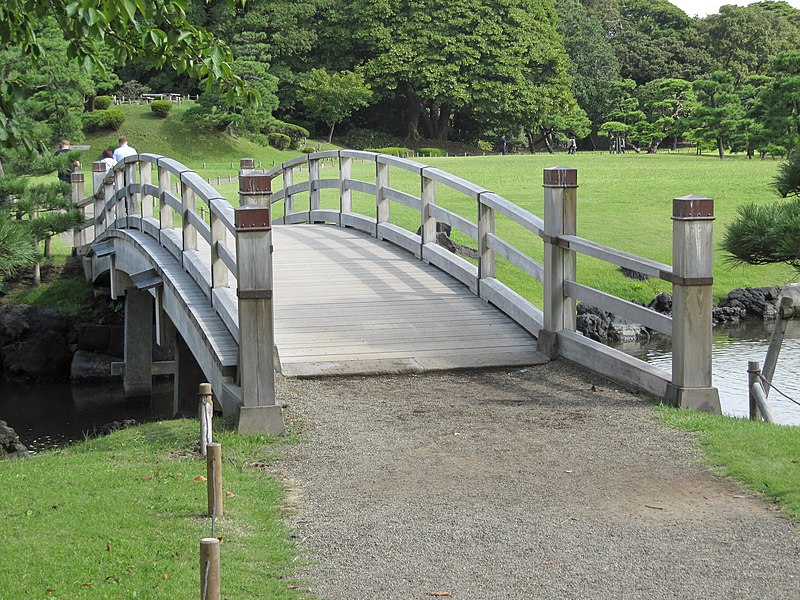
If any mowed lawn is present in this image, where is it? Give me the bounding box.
[259,150,796,306]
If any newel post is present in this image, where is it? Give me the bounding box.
[235,172,284,435]
[539,167,578,358]
[666,195,721,413]
[71,172,86,247]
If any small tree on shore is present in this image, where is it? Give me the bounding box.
[299,69,373,143]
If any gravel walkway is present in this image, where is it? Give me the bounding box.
[274,361,799,599]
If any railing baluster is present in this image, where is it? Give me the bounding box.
[158,162,173,230]
[182,180,197,251]
[340,153,352,218]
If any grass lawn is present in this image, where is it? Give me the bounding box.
[0,420,308,599]
[658,406,800,521]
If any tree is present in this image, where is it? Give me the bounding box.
[636,78,695,152]
[0,0,256,150]
[299,69,373,143]
[686,72,744,159]
[756,52,800,152]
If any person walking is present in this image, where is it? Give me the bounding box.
[112,136,137,162]
[499,135,507,155]
[567,136,577,155]
[100,148,117,172]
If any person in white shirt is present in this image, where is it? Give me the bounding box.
[112,136,137,162]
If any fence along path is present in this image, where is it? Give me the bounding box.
[73,152,721,429]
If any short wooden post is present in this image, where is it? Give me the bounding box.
[71,172,86,247]
[283,165,295,219]
[761,296,793,398]
[206,442,223,518]
[666,195,721,413]
[158,163,173,230]
[200,537,221,600]
[210,207,229,291]
[114,168,125,224]
[339,154,352,217]
[748,360,762,420]
[309,156,321,223]
[182,180,197,251]
[376,159,390,237]
[478,192,495,295]
[235,173,284,435]
[240,158,254,176]
[540,167,578,358]
[199,383,213,456]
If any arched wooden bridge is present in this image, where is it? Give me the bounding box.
[72,152,721,434]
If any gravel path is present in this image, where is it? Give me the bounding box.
[274,361,799,599]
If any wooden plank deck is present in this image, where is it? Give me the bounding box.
[272,224,547,376]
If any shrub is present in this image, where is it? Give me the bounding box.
[94,95,113,110]
[150,100,172,118]
[267,132,292,150]
[476,139,494,153]
[83,109,126,132]
[418,147,446,157]
[345,128,403,150]
[299,145,317,154]
[367,147,412,157]
[266,121,310,148]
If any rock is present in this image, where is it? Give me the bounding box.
[647,293,672,315]
[0,420,28,458]
[621,267,649,281]
[92,419,138,437]
[107,325,124,357]
[0,305,74,381]
[70,350,121,382]
[77,323,110,353]
[576,304,648,343]
[719,287,780,320]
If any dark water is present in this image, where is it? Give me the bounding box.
[622,320,800,426]
[0,380,174,453]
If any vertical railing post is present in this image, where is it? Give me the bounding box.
[309,155,321,223]
[421,170,436,248]
[158,162,173,230]
[478,192,495,297]
[540,166,578,358]
[210,209,229,291]
[666,195,721,413]
[376,158,390,238]
[140,160,153,219]
[92,162,106,237]
[70,172,86,248]
[283,164,295,220]
[182,179,197,251]
[235,172,284,435]
[124,159,138,218]
[113,167,125,224]
[340,153,352,220]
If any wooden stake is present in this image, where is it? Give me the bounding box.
[207,443,223,518]
[198,383,213,456]
[200,537,220,600]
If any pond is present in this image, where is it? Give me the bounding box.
[0,380,174,453]
[623,319,800,426]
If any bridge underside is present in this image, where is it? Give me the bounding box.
[273,225,547,376]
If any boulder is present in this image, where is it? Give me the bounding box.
[719,287,780,320]
[0,305,73,381]
[70,350,121,382]
[0,420,28,458]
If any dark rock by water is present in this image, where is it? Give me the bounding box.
[576,304,650,344]
[0,305,73,382]
[0,419,28,458]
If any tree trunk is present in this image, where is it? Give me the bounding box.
[525,130,536,154]
[648,138,662,153]
[717,136,725,159]
[327,122,335,144]
[435,104,451,141]
[588,134,597,151]
[539,126,554,154]
[0,159,4,179]
[33,240,41,286]
[44,236,52,259]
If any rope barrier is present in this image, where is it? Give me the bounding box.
[758,374,800,408]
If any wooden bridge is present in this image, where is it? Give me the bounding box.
[71,152,721,434]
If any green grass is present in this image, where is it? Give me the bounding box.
[658,406,800,521]
[0,420,309,599]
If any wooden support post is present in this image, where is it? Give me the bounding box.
[283,165,295,219]
[761,296,792,398]
[114,168,125,224]
[182,180,197,251]
[478,192,496,293]
[158,163,173,230]
[71,172,86,248]
[421,171,436,248]
[200,538,221,600]
[235,173,284,436]
[92,162,107,237]
[210,209,229,290]
[540,167,578,358]
[239,158,254,176]
[206,442,223,518]
[340,154,352,218]
[309,157,321,222]
[748,360,762,421]
[124,160,138,218]
[666,195,721,413]
[199,383,213,457]
[376,160,390,237]
[140,160,153,219]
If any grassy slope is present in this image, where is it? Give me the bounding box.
[0,420,308,599]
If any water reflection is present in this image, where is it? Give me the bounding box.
[0,379,174,453]
[624,320,800,426]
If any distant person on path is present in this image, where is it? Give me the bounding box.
[54,140,74,183]
[112,136,137,162]
[100,148,117,171]
[567,136,577,155]
[619,137,626,154]
[499,135,507,155]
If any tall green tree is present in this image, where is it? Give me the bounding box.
[686,72,744,159]
[756,51,800,152]
[299,69,373,142]
[636,78,695,152]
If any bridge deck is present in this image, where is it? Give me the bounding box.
[273,225,547,376]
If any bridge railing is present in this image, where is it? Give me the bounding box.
[75,155,281,431]
[260,151,720,412]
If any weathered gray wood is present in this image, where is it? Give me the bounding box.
[309,158,321,213]
[422,167,487,200]
[478,277,543,337]
[181,182,197,251]
[750,379,777,423]
[340,155,353,213]
[761,296,792,398]
[376,161,390,227]
[421,243,478,293]
[343,179,377,196]
[309,209,341,224]
[384,187,422,211]
[478,198,495,281]
[376,223,420,257]
[185,208,211,244]
[565,280,672,335]
[559,235,670,280]
[486,234,544,282]
[283,165,295,216]
[480,193,544,235]
[427,204,478,240]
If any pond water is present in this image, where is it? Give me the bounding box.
[622,320,800,426]
[0,380,174,453]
